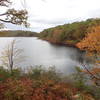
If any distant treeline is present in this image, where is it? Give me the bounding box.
[39,18,100,46]
[0,30,37,37]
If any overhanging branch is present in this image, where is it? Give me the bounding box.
[0,19,16,24]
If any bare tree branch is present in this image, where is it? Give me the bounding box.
[0,39,25,75]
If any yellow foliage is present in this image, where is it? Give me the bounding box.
[76,26,100,55]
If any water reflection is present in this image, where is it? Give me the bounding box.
[0,37,82,74]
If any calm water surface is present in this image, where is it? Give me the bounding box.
[0,37,82,74]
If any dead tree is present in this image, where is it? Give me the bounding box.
[0,39,25,75]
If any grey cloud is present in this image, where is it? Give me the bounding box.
[30,18,71,25]
[87,9,100,18]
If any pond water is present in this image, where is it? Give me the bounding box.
[0,37,83,74]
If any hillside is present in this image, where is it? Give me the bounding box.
[0,30,37,37]
[39,18,100,47]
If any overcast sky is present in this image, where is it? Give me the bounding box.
[1,0,100,32]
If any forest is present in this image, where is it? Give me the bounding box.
[39,18,100,47]
[0,30,37,37]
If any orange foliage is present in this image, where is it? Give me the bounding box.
[0,78,77,100]
[76,26,100,55]
[77,26,100,86]
[0,77,96,100]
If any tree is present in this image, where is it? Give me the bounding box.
[76,26,100,56]
[0,0,29,28]
[76,26,100,86]
[0,39,25,75]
